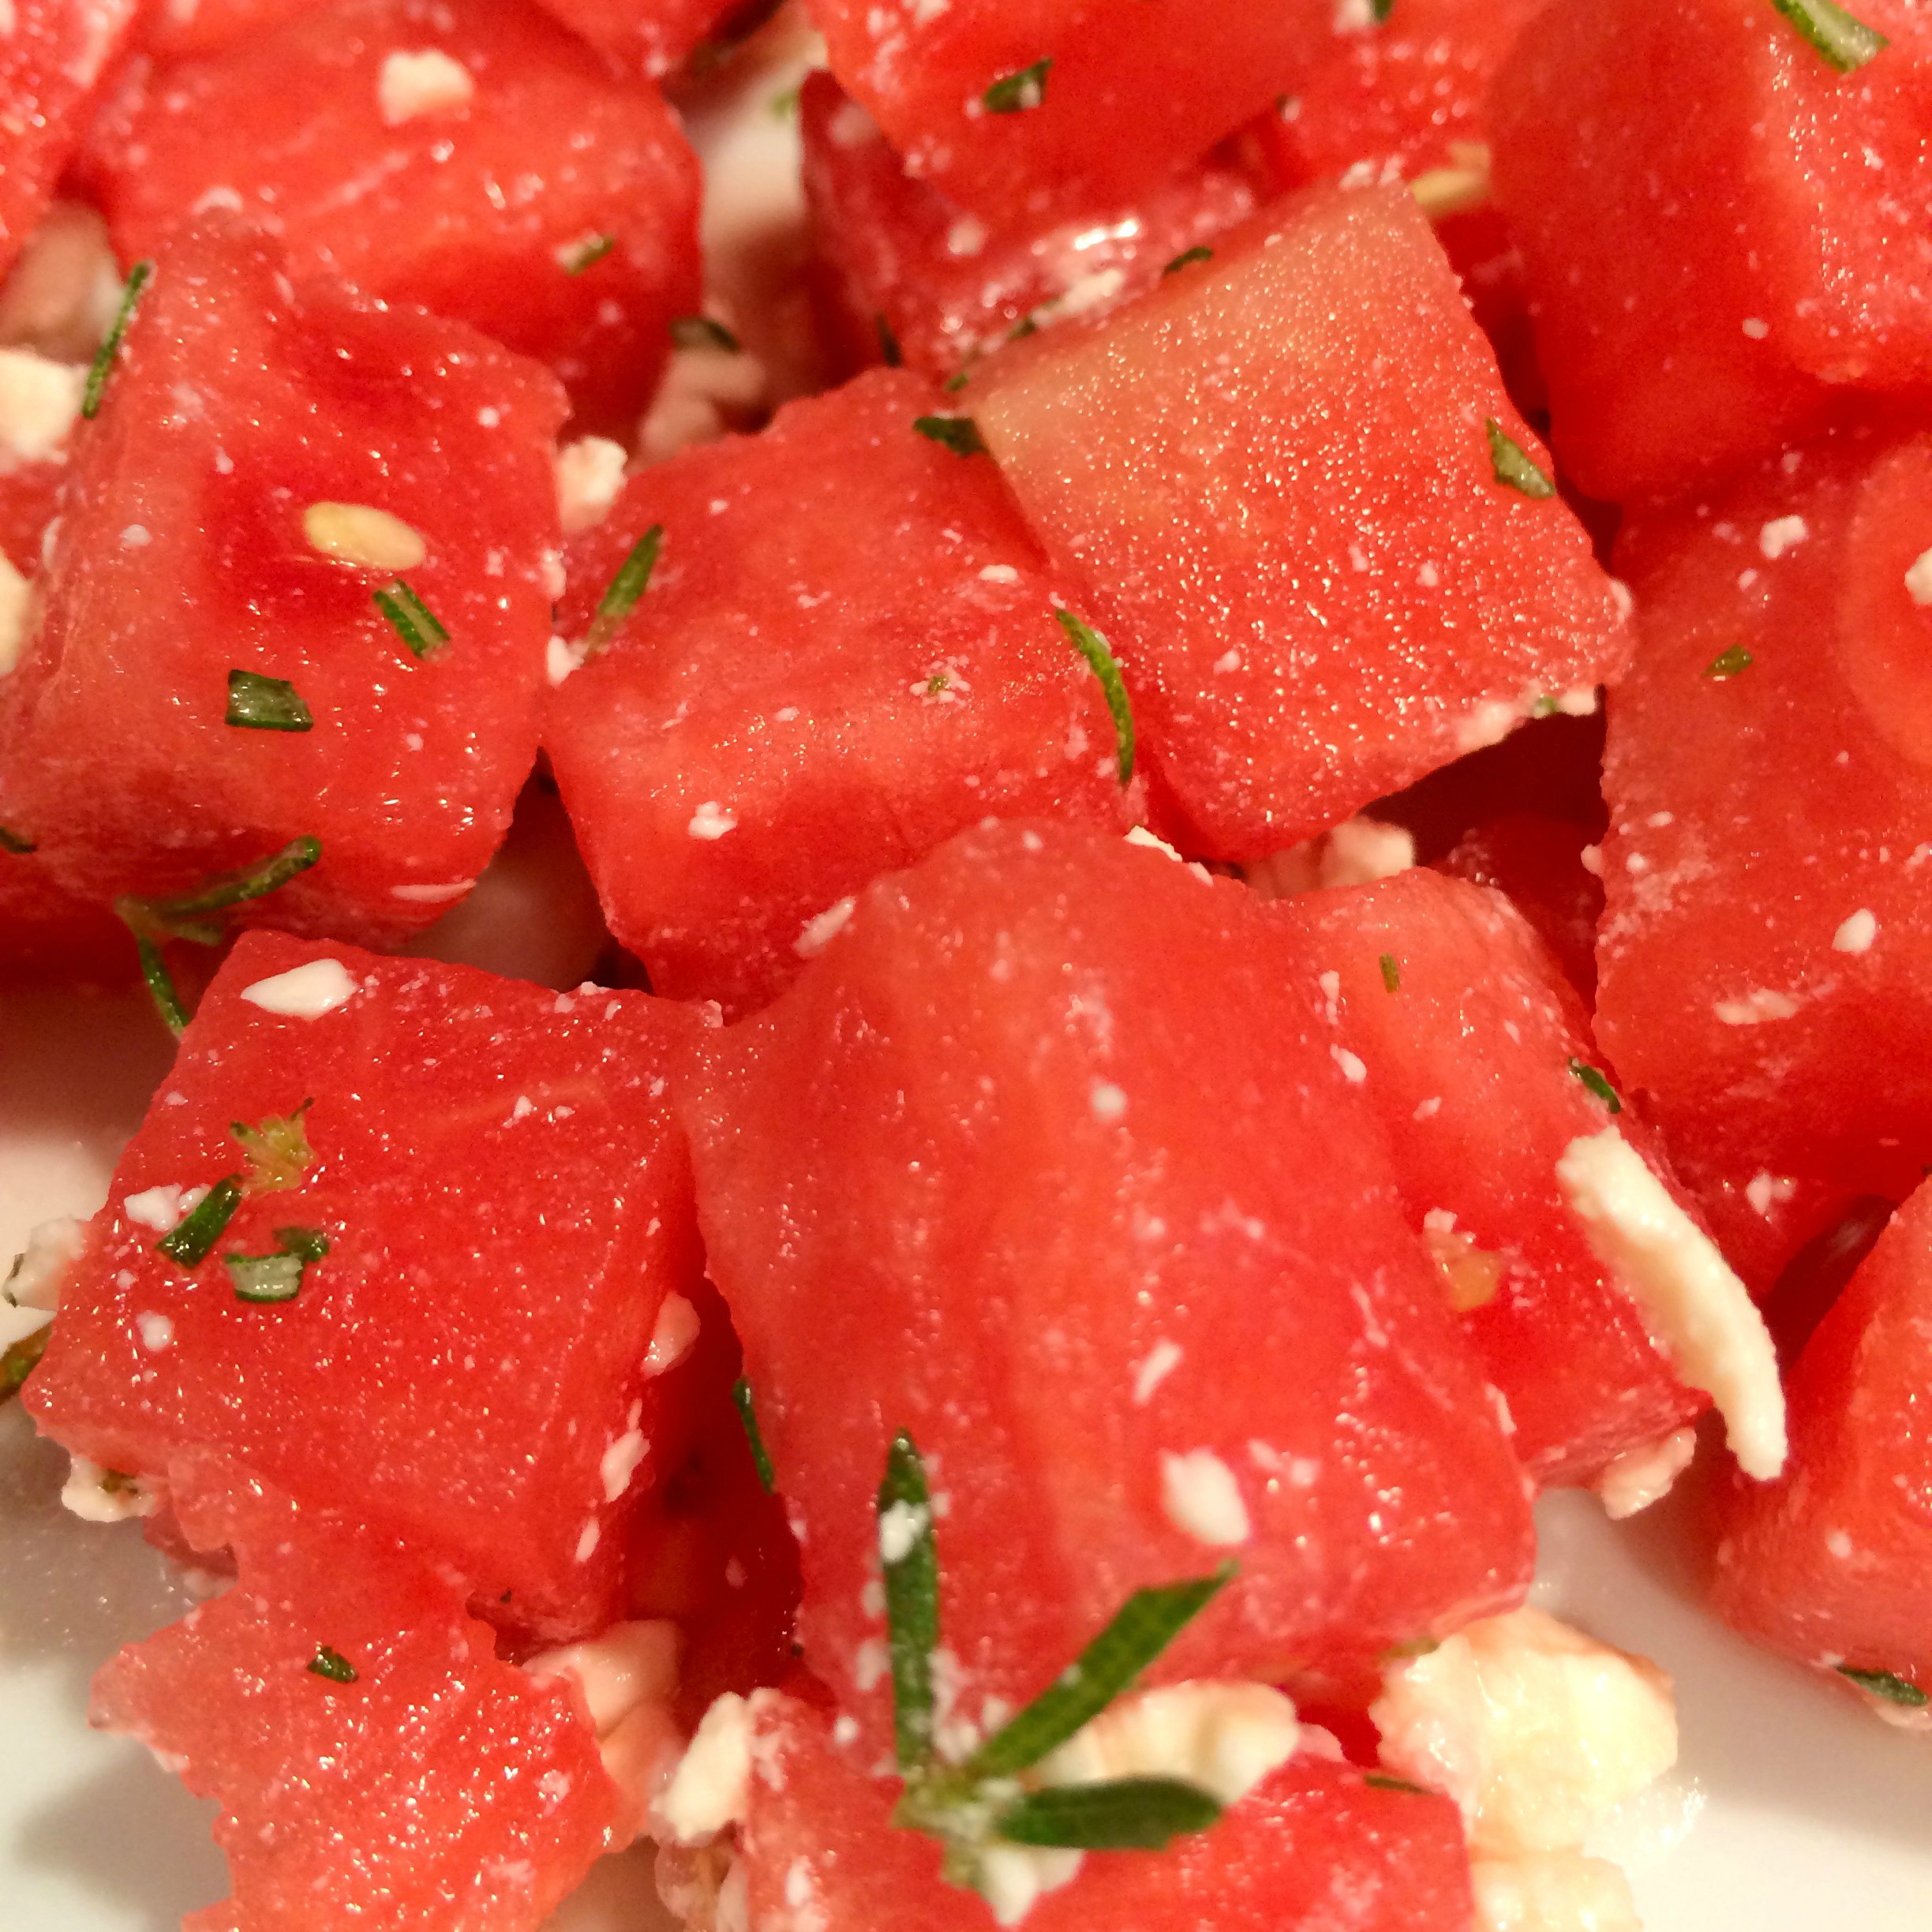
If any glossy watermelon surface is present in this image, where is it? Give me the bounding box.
[532,0,738,77]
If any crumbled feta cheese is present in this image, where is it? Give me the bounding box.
[656,1691,759,1844]
[796,896,856,958]
[977,1846,1084,1928]
[0,550,30,676]
[644,1291,702,1376]
[599,1425,650,1503]
[1038,1680,1299,1806]
[687,800,738,840]
[1557,1128,1785,1479]
[1372,1607,1676,1856]
[1125,826,1184,862]
[1832,908,1878,954]
[1159,1448,1252,1547]
[5,1215,85,1311]
[1472,1849,1642,1932]
[575,1518,601,1562]
[1758,515,1808,560]
[1244,814,1414,899]
[61,1454,160,1524]
[1133,1338,1183,1405]
[1905,546,1932,608]
[239,957,359,1018]
[377,47,475,125]
[0,346,86,461]
[1743,1171,1796,1218]
[638,342,768,463]
[1593,1426,1698,1520]
[1089,1080,1129,1124]
[1741,316,1769,341]
[978,563,1019,583]
[1712,987,1799,1025]
[302,501,426,572]
[555,436,628,536]
[546,635,587,687]
[134,1311,174,1353]
[878,1498,930,1566]
[1331,1044,1368,1084]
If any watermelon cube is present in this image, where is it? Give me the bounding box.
[1434,814,1602,1000]
[1263,867,1708,1488]
[1595,424,1932,1222]
[681,819,1535,1765]
[799,72,1262,384]
[545,366,1138,1017]
[0,220,565,949]
[803,0,1321,227]
[1711,1178,1932,1714]
[975,184,1631,861]
[93,1450,623,1932]
[138,0,310,54]
[689,1690,1474,1932]
[28,931,707,1641]
[1490,0,1932,503]
[531,0,740,78]
[82,0,702,432]
[0,853,135,981]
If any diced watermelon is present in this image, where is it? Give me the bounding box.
[1490,0,1932,503]
[28,930,706,1641]
[1595,424,1932,1215]
[1710,1178,1932,1713]
[0,853,136,980]
[681,819,1535,1764]
[139,0,311,55]
[531,0,740,78]
[92,1449,622,1932]
[1263,867,1705,1486]
[0,220,565,949]
[1434,814,1602,999]
[82,0,702,432]
[0,1,141,279]
[803,0,1321,227]
[975,184,1630,861]
[545,366,1138,1017]
[799,72,1262,383]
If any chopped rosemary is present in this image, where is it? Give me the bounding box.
[1056,609,1135,784]
[586,523,663,656]
[1567,1058,1623,1114]
[1364,1772,1429,1794]
[879,1431,940,1772]
[983,58,1050,114]
[671,314,742,354]
[913,414,988,459]
[991,1778,1222,1850]
[1531,695,1561,717]
[1380,952,1401,992]
[226,1227,328,1304]
[1770,0,1888,70]
[156,1176,245,1269]
[942,367,972,394]
[1,1323,49,1404]
[1485,418,1556,500]
[561,233,616,275]
[230,1103,315,1191]
[0,826,36,855]
[874,313,904,368]
[82,260,155,420]
[1163,245,1214,276]
[1837,1664,1927,1707]
[226,668,314,733]
[1705,644,1754,679]
[732,1375,777,1494]
[1372,0,1395,19]
[373,579,449,660]
[307,1644,358,1685]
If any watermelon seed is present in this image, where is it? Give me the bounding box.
[1705,644,1754,679]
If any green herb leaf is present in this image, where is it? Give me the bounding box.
[992,1777,1222,1851]
[0,826,36,856]
[1364,1771,1430,1794]
[1380,952,1401,992]
[230,1103,314,1191]
[1770,0,1888,69]
[156,1176,245,1270]
[874,313,904,368]
[671,314,742,354]
[961,1562,1234,1781]
[1705,644,1754,680]
[1163,245,1214,277]
[770,84,801,120]
[587,523,664,655]
[1530,695,1560,718]
[1567,1058,1623,1114]
[913,415,988,459]
[879,1430,940,1773]
[307,1644,358,1685]
[275,1225,330,1263]
[373,579,449,661]
[1005,313,1039,343]
[226,668,314,733]
[149,837,323,926]
[129,931,189,1037]
[1,1322,49,1404]
[561,233,616,275]
[732,1376,777,1494]
[983,58,1050,113]
[82,260,155,420]
[1485,417,1556,500]
[226,1251,304,1303]
[1056,609,1136,785]
[942,368,972,393]
[1372,0,1395,19]
[1837,1664,1927,1707]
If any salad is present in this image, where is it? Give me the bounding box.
[1,0,1930,1928]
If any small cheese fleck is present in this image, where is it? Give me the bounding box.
[239,957,359,1019]
[643,1291,702,1377]
[1904,545,1932,608]
[303,500,426,572]
[1758,515,1808,560]
[1593,1427,1698,1520]
[123,1185,185,1232]
[1089,1080,1129,1124]
[4,1215,85,1311]
[1133,1338,1183,1405]
[1039,1679,1299,1806]
[135,1311,174,1353]
[61,1454,159,1524]
[599,1422,650,1503]
[377,47,475,125]
[977,1846,1084,1928]
[1331,1044,1368,1084]
[656,1691,758,1844]
[1832,908,1878,954]
[527,1618,680,1735]
[0,347,86,462]
[1159,1448,1252,1547]
[1471,1849,1643,1932]
[639,341,768,463]
[555,436,628,536]
[796,896,856,959]
[878,1498,930,1566]
[687,801,737,840]
[1712,988,1799,1026]
[1556,1128,1785,1479]
[1741,316,1769,340]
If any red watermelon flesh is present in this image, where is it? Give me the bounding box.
[1490,0,1932,503]
[139,0,311,55]
[716,1691,1474,1932]
[1711,1178,1932,1710]
[531,0,739,78]
[680,818,1534,1765]
[0,219,564,949]
[28,931,707,1642]
[1264,867,1705,1487]
[1596,423,1932,1211]
[81,0,701,432]
[92,1449,622,1932]
[1435,814,1603,1001]
[545,365,1138,1018]
[975,183,1629,861]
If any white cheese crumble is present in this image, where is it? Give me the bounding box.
[643,1291,701,1376]
[1159,1448,1252,1547]
[1712,987,1800,1025]
[1905,545,1932,608]
[687,801,738,840]
[238,957,358,1018]
[1744,1171,1795,1217]
[575,1518,601,1562]
[1088,1080,1128,1124]
[1133,1338,1183,1405]
[122,1186,186,1232]
[1471,1849,1642,1932]
[555,436,628,536]
[796,896,856,958]
[1592,1427,1698,1520]
[0,347,86,462]
[528,1619,680,1735]
[5,1216,85,1311]
[1331,1044,1368,1084]
[547,634,587,687]
[878,1498,930,1565]
[1832,908,1878,954]
[377,47,475,125]
[1741,316,1769,340]
[1244,814,1415,899]
[61,1455,160,1524]
[1038,1679,1299,1806]
[0,552,26,677]
[656,1691,758,1844]
[134,1311,174,1353]
[977,1846,1084,1927]
[1758,515,1808,560]
[599,1423,650,1503]
[1372,1607,1676,1856]
[302,501,426,572]
[1556,1128,1786,1479]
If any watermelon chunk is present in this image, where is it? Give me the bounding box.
[92,1449,623,1932]
[799,73,1261,384]
[1262,867,1706,1487]
[803,0,1320,227]
[695,1691,1474,1932]
[545,366,1138,1017]
[1434,814,1603,1000]
[0,220,565,949]
[975,184,1630,860]
[1596,424,1932,1215]
[82,0,702,432]
[139,0,310,54]
[1491,0,1932,503]
[531,0,740,78]
[28,930,706,1641]
[1711,1178,1932,1715]
[680,819,1535,1764]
